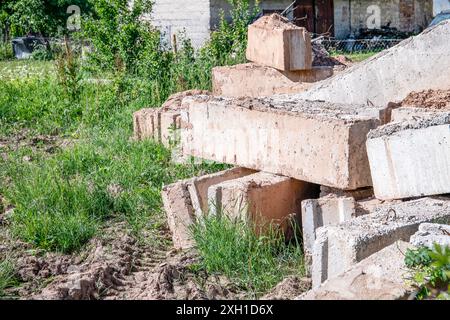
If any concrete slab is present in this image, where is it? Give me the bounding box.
[296,21,450,106]
[300,241,414,300]
[311,197,450,288]
[208,172,319,234]
[212,63,332,98]
[366,114,450,200]
[301,196,357,257]
[410,223,450,249]
[133,90,210,147]
[181,95,387,189]
[391,107,450,122]
[161,167,255,249]
[246,14,312,71]
[133,108,158,141]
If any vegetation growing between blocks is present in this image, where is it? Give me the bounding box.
[0,0,311,299]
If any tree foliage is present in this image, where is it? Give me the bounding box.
[1,0,92,38]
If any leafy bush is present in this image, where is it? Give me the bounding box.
[81,0,260,105]
[0,41,13,61]
[405,244,450,300]
[191,216,306,297]
[2,0,92,37]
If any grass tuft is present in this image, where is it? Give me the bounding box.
[191,215,306,297]
[0,258,18,299]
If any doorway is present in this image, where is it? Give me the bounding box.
[294,0,335,36]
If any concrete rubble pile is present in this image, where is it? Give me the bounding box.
[133,16,450,299]
[213,14,336,98]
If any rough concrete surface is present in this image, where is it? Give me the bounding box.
[181,95,387,189]
[161,167,254,249]
[212,63,332,98]
[391,107,450,122]
[312,197,450,288]
[367,115,450,200]
[301,196,357,257]
[296,21,450,106]
[300,241,414,300]
[133,90,210,145]
[246,14,312,71]
[410,223,450,249]
[208,172,319,234]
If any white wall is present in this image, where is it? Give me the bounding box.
[434,0,450,15]
[210,0,293,30]
[144,0,211,49]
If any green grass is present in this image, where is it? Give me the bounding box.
[330,50,380,63]
[0,258,18,299]
[191,216,307,297]
[0,60,227,253]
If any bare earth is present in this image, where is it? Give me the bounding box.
[401,89,450,110]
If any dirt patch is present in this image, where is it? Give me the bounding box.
[401,89,450,110]
[261,276,311,300]
[251,13,300,30]
[0,129,74,162]
[1,220,247,300]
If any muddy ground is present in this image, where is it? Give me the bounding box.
[0,218,309,300]
[0,132,310,300]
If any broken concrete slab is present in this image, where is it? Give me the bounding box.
[391,107,450,122]
[300,241,414,300]
[133,90,210,146]
[296,21,450,106]
[301,196,357,257]
[133,108,158,141]
[212,63,332,98]
[410,223,450,249]
[246,14,312,71]
[208,172,319,234]
[181,95,387,190]
[311,197,450,288]
[366,114,450,200]
[161,167,255,249]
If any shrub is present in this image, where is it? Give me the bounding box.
[405,244,450,300]
[0,41,13,60]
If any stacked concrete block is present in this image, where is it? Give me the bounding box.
[133,90,210,147]
[246,14,312,71]
[161,167,255,249]
[133,108,159,141]
[181,95,388,190]
[311,197,450,288]
[208,172,319,234]
[301,196,357,257]
[366,114,450,200]
[300,241,414,300]
[212,63,332,98]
